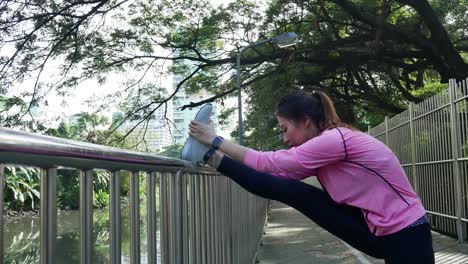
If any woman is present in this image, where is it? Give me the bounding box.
[188,91,435,263]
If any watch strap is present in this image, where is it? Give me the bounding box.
[203,148,216,164]
[211,136,224,150]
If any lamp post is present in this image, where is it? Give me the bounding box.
[236,32,298,145]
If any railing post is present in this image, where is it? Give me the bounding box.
[207,176,213,264]
[110,171,121,264]
[80,169,94,264]
[181,171,189,264]
[245,192,249,262]
[147,172,157,264]
[221,178,226,264]
[409,103,418,193]
[40,167,57,264]
[233,184,239,264]
[227,180,232,264]
[384,116,389,145]
[195,174,202,264]
[0,165,4,263]
[130,171,141,264]
[200,176,207,264]
[212,177,217,264]
[172,170,183,264]
[215,178,222,264]
[188,174,196,264]
[448,79,465,242]
[160,172,168,264]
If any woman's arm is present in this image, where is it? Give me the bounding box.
[189,120,345,179]
[188,120,250,161]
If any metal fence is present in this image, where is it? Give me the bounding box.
[368,78,468,242]
[0,128,269,264]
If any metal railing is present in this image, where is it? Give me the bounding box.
[368,78,468,242]
[0,128,269,263]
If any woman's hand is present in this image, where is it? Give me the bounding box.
[190,120,249,162]
[189,120,216,145]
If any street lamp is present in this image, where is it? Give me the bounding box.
[236,32,298,145]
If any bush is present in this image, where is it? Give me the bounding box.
[4,167,40,211]
[94,189,109,208]
[57,170,80,210]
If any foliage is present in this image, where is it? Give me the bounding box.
[119,171,131,197]
[3,111,130,211]
[0,95,47,132]
[94,170,111,193]
[3,167,40,211]
[411,81,448,98]
[56,169,111,210]
[49,113,115,210]
[1,0,467,138]
[1,0,465,213]
[47,112,116,144]
[3,207,114,263]
[158,143,184,158]
[4,224,40,264]
[57,170,80,210]
[94,189,110,208]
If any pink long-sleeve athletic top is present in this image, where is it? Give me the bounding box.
[243,127,426,236]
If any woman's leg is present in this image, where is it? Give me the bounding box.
[380,223,434,264]
[217,155,384,258]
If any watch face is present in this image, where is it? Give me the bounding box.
[212,137,223,148]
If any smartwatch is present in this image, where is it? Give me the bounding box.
[203,148,216,164]
[211,136,224,150]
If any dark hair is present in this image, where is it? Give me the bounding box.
[276,91,351,132]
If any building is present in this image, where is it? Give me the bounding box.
[172,77,219,145]
[112,55,175,152]
[113,102,174,153]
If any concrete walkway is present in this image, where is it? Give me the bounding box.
[256,202,468,264]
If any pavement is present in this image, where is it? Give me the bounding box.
[256,201,468,264]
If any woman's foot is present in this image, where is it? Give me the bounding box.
[181,104,213,164]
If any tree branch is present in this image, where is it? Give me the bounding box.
[180,68,279,110]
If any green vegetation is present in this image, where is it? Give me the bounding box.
[3,167,40,211]
[0,0,467,139]
[157,143,184,159]
[2,112,137,212]
[1,0,468,209]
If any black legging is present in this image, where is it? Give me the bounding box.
[218,156,435,263]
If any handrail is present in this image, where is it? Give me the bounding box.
[0,127,268,264]
[0,127,215,173]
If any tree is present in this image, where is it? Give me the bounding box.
[158,143,183,158]
[46,112,138,209]
[1,0,467,142]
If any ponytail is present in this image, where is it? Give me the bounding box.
[277,91,354,132]
[314,92,343,130]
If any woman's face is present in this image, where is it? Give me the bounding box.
[277,115,318,147]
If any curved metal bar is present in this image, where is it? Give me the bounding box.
[0,127,216,174]
[0,127,269,264]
